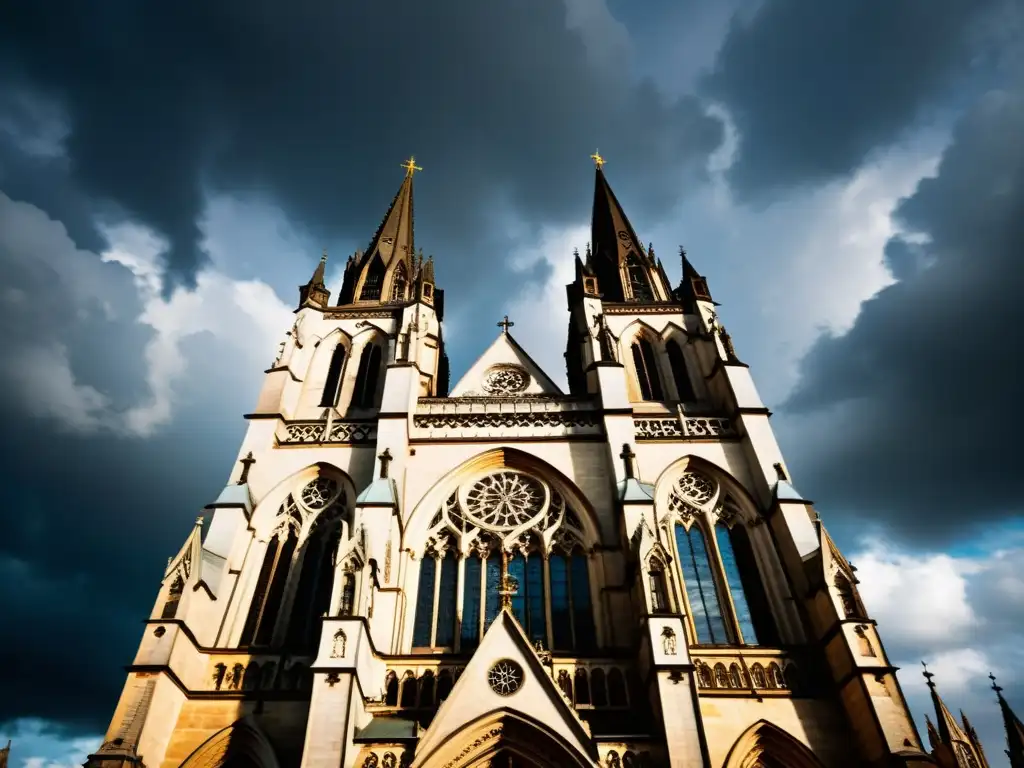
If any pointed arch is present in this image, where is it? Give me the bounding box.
[624,252,654,301]
[352,340,384,409]
[318,342,348,407]
[178,716,280,768]
[665,337,696,402]
[389,259,409,302]
[359,255,386,301]
[723,720,826,768]
[630,336,663,400]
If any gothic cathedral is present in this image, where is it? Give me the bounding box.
[85,158,1018,768]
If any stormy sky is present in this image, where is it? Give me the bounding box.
[1,1,1022,765]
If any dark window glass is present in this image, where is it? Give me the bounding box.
[435,552,458,647]
[412,557,436,647]
[360,257,385,300]
[649,566,669,614]
[353,344,383,408]
[484,557,502,632]
[575,669,591,705]
[591,668,608,706]
[286,532,326,648]
[571,554,596,651]
[665,340,695,401]
[526,556,547,644]
[608,669,627,706]
[339,571,356,617]
[240,538,279,645]
[550,556,573,650]
[461,556,482,649]
[390,262,408,302]
[319,344,347,407]
[509,554,527,629]
[626,254,653,301]
[255,531,298,646]
[728,525,779,645]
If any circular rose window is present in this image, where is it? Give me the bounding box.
[464,471,545,530]
[482,365,529,395]
[488,659,524,696]
[300,477,341,510]
[676,472,715,505]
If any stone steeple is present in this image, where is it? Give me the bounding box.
[992,674,1024,768]
[588,153,670,303]
[297,251,330,309]
[337,158,419,306]
[923,664,990,768]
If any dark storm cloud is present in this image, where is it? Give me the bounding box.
[0,0,722,291]
[703,0,1010,199]
[782,88,1024,542]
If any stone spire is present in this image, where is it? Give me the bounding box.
[298,251,330,309]
[673,245,715,313]
[922,663,989,768]
[589,156,664,303]
[338,158,419,305]
[992,674,1024,768]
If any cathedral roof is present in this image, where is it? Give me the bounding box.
[448,328,563,397]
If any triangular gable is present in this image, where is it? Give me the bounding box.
[449,332,563,397]
[412,609,596,768]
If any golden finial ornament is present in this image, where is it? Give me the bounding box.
[401,156,423,177]
[590,149,606,169]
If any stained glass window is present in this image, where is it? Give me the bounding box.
[550,556,573,649]
[412,557,436,647]
[665,339,695,402]
[526,556,547,644]
[353,344,382,408]
[319,344,347,407]
[435,552,458,647]
[484,557,502,632]
[571,554,596,652]
[675,524,727,644]
[461,556,482,649]
[360,256,385,300]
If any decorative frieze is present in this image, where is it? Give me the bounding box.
[280,420,377,445]
[691,650,800,695]
[413,398,601,439]
[633,415,736,440]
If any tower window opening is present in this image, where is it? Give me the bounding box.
[352,343,383,408]
[631,338,664,401]
[626,253,653,301]
[390,262,408,302]
[648,563,670,614]
[665,339,695,402]
[360,256,385,301]
[319,344,347,407]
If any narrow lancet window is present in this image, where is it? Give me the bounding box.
[360,256,385,300]
[434,552,458,647]
[665,339,695,402]
[411,557,436,648]
[675,524,728,644]
[461,555,483,649]
[352,343,383,408]
[626,253,653,301]
[631,338,664,400]
[319,344,347,407]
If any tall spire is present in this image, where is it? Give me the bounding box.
[992,674,1024,768]
[338,159,419,305]
[589,155,663,303]
[922,663,988,768]
[298,250,330,308]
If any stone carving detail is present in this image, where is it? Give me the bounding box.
[331,629,347,659]
[676,472,715,504]
[301,477,340,510]
[283,421,377,444]
[481,365,529,395]
[661,626,677,655]
[363,754,379,768]
[441,726,503,768]
[466,472,545,530]
[382,754,397,768]
[633,416,736,440]
[487,659,524,696]
[414,411,599,431]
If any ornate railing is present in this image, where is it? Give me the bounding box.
[278,420,377,445]
[633,414,736,440]
[690,648,800,695]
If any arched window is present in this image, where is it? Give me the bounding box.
[574,669,591,705]
[319,344,347,407]
[591,669,608,707]
[285,524,340,650]
[716,523,778,645]
[339,570,356,617]
[461,555,483,650]
[631,338,663,401]
[626,253,653,301]
[400,673,417,707]
[390,262,408,302]
[607,669,627,706]
[241,527,298,647]
[161,575,184,619]
[412,550,458,649]
[674,524,728,644]
[360,256,385,301]
[419,671,435,707]
[352,343,383,408]
[435,552,458,647]
[385,672,399,705]
[571,553,596,652]
[665,339,695,402]
[648,562,670,614]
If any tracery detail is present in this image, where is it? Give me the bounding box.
[300,477,341,510]
[481,365,529,395]
[465,471,545,530]
[488,659,523,696]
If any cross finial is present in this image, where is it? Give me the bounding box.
[620,443,636,479]
[238,452,256,484]
[497,315,514,333]
[378,448,393,479]
[922,661,936,690]
[401,156,423,177]
[591,149,606,169]
[990,672,1003,695]
[320,249,328,263]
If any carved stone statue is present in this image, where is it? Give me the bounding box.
[331,629,347,659]
[661,626,677,655]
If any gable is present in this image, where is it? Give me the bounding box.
[412,610,595,767]
[449,332,563,397]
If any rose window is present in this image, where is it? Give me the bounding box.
[482,365,529,395]
[488,659,524,696]
[465,471,545,530]
[300,477,341,510]
[675,472,715,505]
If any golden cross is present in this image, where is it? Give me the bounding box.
[401,156,423,177]
[590,149,606,169]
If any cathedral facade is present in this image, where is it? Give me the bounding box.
[87,158,994,768]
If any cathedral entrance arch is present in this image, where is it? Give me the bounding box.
[722,720,826,768]
[413,710,595,768]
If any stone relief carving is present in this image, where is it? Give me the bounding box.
[660,626,677,655]
[331,629,347,659]
[481,364,529,395]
